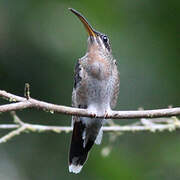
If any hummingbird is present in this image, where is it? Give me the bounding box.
[68,8,119,174]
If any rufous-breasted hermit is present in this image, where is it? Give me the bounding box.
[68,8,120,174]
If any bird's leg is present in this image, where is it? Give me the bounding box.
[92,113,97,118]
[87,107,97,118]
[104,108,112,119]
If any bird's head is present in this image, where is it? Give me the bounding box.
[69,8,111,55]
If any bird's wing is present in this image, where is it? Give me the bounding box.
[110,60,120,109]
[74,59,82,91]
[72,58,88,124]
[72,59,83,108]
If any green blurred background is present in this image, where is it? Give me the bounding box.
[0,0,180,179]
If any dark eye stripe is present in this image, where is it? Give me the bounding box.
[100,35,110,51]
[103,35,108,43]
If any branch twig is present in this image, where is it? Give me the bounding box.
[0,89,180,144]
[0,90,180,119]
[0,115,180,144]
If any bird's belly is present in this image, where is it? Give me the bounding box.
[86,78,112,112]
[87,79,107,100]
[76,72,115,114]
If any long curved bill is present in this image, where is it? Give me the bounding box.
[69,8,96,37]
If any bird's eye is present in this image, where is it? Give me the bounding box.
[100,34,111,51]
[102,35,108,43]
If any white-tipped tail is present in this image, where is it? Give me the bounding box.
[69,164,83,174]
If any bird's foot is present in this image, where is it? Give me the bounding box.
[91,113,97,118]
[104,109,112,118]
[87,109,97,118]
[104,111,109,118]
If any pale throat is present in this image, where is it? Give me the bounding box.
[86,40,110,76]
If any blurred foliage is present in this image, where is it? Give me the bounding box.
[0,0,179,179]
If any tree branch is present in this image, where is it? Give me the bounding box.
[0,90,180,119]
[0,112,180,144]
[0,89,180,144]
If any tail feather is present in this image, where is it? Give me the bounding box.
[69,121,94,173]
[95,127,103,145]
